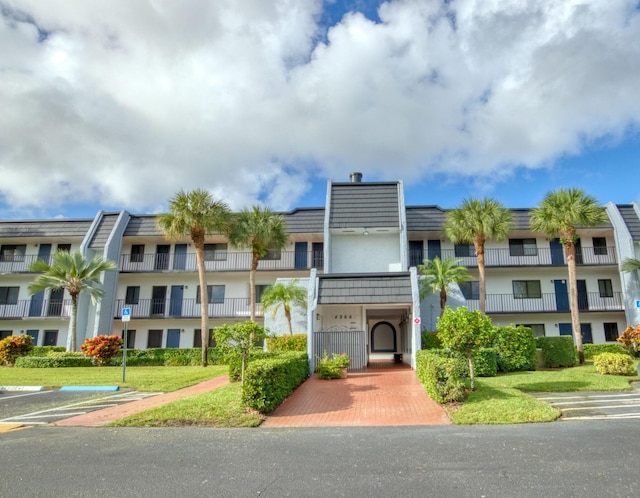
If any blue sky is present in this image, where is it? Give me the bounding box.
[1,0,639,219]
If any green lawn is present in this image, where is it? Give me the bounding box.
[0,365,228,392]
[111,382,263,428]
[449,362,640,425]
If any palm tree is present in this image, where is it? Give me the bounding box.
[530,188,607,364]
[621,258,640,272]
[227,206,288,322]
[261,279,308,335]
[28,251,117,352]
[157,189,231,367]
[444,197,513,314]
[418,257,472,314]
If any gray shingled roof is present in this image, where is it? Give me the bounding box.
[283,208,325,233]
[318,273,412,304]
[89,214,119,249]
[0,219,93,238]
[405,206,446,231]
[124,216,163,237]
[329,182,400,229]
[617,204,640,241]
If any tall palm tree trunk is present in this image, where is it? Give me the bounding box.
[195,242,210,367]
[284,307,293,335]
[565,242,584,364]
[68,293,79,352]
[250,255,259,322]
[439,287,447,313]
[475,242,487,315]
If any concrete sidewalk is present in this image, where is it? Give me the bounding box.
[54,375,230,427]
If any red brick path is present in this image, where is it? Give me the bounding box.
[261,364,450,427]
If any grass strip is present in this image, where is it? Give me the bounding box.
[0,365,228,392]
[110,382,263,428]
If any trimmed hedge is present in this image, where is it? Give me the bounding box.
[416,350,466,403]
[536,337,576,368]
[242,352,309,413]
[583,343,627,359]
[30,346,66,356]
[492,326,536,372]
[265,334,307,352]
[421,331,442,350]
[474,348,498,377]
[228,349,280,382]
[15,356,93,368]
[110,348,223,366]
[593,353,635,375]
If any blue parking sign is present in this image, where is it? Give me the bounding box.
[121,307,131,322]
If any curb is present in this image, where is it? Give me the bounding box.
[59,386,120,392]
[0,386,44,391]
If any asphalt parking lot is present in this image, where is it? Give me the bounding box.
[0,388,160,426]
[532,390,640,420]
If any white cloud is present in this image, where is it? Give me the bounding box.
[0,0,638,216]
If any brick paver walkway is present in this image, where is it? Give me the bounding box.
[261,364,450,427]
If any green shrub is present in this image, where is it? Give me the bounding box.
[474,348,498,377]
[415,350,466,403]
[617,325,640,358]
[537,337,576,368]
[228,349,279,382]
[110,348,223,366]
[491,325,536,372]
[265,334,307,352]
[242,352,309,413]
[583,343,627,359]
[0,335,34,366]
[315,351,350,379]
[421,331,442,350]
[593,353,635,375]
[47,351,84,358]
[15,356,93,368]
[30,346,65,356]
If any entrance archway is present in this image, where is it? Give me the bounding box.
[370,321,397,353]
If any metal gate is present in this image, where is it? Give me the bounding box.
[313,330,367,370]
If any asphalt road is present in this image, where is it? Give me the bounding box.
[1,421,639,497]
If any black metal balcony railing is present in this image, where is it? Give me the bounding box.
[464,292,624,314]
[410,246,617,268]
[114,298,263,319]
[119,251,324,273]
[0,299,71,319]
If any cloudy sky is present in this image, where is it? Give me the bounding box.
[1,0,639,219]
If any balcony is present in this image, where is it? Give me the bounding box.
[0,299,71,319]
[464,292,624,314]
[119,251,324,273]
[411,246,618,268]
[0,255,55,273]
[114,298,264,319]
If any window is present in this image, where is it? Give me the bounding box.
[57,244,71,252]
[509,239,538,256]
[125,286,140,305]
[260,248,282,260]
[255,285,269,303]
[130,245,145,263]
[196,285,225,304]
[459,281,480,300]
[598,279,613,298]
[147,330,163,348]
[518,324,546,338]
[43,330,58,346]
[0,286,19,305]
[0,244,26,262]
[204,244,227,261]
[0,330,12,340]
[513,280,541,299]
[593,237,607,256]
[193,329,216,348]
[124,330,136,349]
[604,322,619,341]
[454,244,474,257]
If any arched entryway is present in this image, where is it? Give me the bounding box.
[370,321,397,353]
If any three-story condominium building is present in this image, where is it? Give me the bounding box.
[1,174,639,369]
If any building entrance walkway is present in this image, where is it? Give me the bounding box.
[261,363,450,427]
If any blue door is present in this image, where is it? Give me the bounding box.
[577,280,588,310]
[581,323,593,344]
[559,323,572,337]
[294,242,308,269]
[169,285,183,316]
[550,239,564,265]
[26,329,39,346]
[409,241,424,267]
[166,328,180,348]
[554,280,569,311]
[37,244,52,263]
[29,291,44,317]
[427,240,441,260]
[173,244,187,270]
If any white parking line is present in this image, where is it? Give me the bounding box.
[0,390,54,400]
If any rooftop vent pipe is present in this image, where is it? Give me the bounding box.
[350,172,362,183]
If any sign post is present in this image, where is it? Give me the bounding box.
[121,308,131,383]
